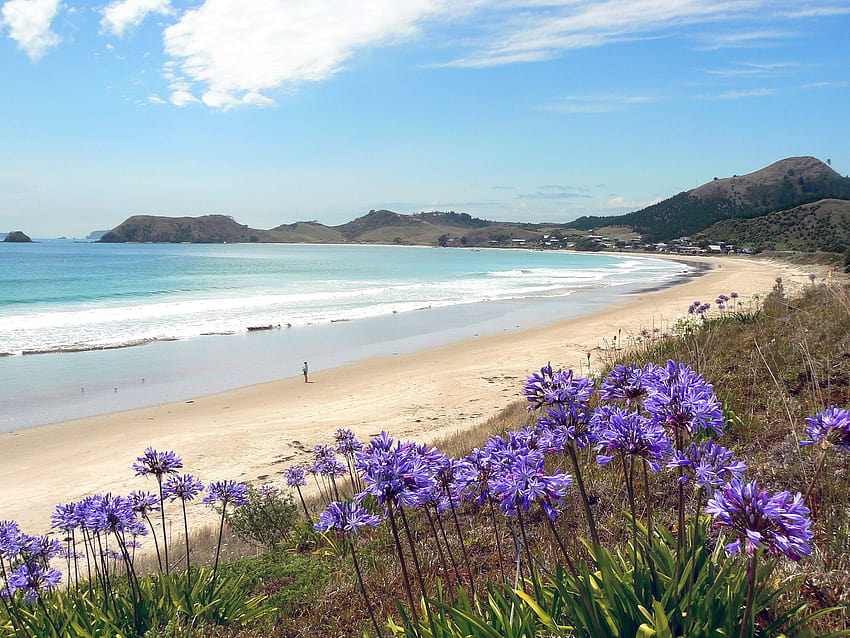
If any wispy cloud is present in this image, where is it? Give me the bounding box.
[542,92,661,113]
[441,1,801,68]
[101,0,173,38]
[802,80,850,89]
[699,87,776,100]
[518,185,593,200]
[694,28,797,50]
[1,0,61,60]
[703,61,802,76]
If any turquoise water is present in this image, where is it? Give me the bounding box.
[0,241,693,429]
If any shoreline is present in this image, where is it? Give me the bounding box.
[0,255,809,533]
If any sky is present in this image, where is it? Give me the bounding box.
[1,0,848,238]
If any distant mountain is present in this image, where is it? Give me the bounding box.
[100,214,276,243]
[100,209,539,247]
[701,199,850,252]
[86,230,109,240]
[570,157,850,241]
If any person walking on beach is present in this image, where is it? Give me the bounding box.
[302,361,309,383]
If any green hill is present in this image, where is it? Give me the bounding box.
[570,157,850,241]
[700,198,850,252]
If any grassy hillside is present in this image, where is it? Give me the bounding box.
[701,199,850,252]
[570,157,850,242]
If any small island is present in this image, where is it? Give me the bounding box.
[3,231,32,243]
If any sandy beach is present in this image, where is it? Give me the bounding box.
[0,255,812,534]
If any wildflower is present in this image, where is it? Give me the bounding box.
[668,439,747,490]
[523,364,593,411]
[6,563,62,604]
[593,406,672,472]
[84,494,146,537]
[315,501,382,535]
[335,428,363,455]
[204,480,249,507]
[643,360,725,436]
[258,484,279,496]
[599,363,661,406]
[460,448,497,505]
[51,503,80,533]
[489,449,572,519]
[132,447,183,478]
[801,406,850,452]
[128,491,161,515]
[707,479,813,560]
[537,404,597,450]
[284,465,308,488]
[163,474,205,502]
[355,432,436,509]
[0,521,24,560]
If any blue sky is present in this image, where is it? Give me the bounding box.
[1,0,848,238]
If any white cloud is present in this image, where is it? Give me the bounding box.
[101,0,173,37]
[704,88,776,99]
[161,0,456,109]
[169,89,199,106]
[695,29,797,50]
[604,195,662,209]
[543,92,660,113]
[1,0,61,60]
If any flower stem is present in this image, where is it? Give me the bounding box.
[386,504,421,634]
[566,443,600,546]
[348,536,385,638]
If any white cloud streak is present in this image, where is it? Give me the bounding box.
[1,0,61,60]
[101,0,173,38]
[543,92,661,113]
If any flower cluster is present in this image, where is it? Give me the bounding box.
[668,439,747,490]
[801,406,850,452]
[707,479,813,560]
[1,521,63,604]
[315,501,382,535]
[133,447,183,478]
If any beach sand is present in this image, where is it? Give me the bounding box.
[0,255,812,534]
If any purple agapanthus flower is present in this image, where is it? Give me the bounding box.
[593,406,672,472]
[163,474,205,502]
[204,481,249,507]
[801,406,850,452]
[51,503,80,533]
[284,465,308,488]
[489,449,572,519]
[0,521,25,560]
[315,500,383,535]
[537,404,597,451]
[133,447,183,478]
[128,491,161,515]
[354,431,436,509]
[258,484,279,496]
[523,364,594,411]
[643,360,725,436]
[312,457,348,477]
[459,448,496,505]
[6,563,62,604]
[668,439,747,490]
[599,363,661,406]
[334,428,363,456]
[84,494,146,537]
[706,479,813,561]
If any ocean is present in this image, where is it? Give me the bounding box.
[0,241,694,430]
